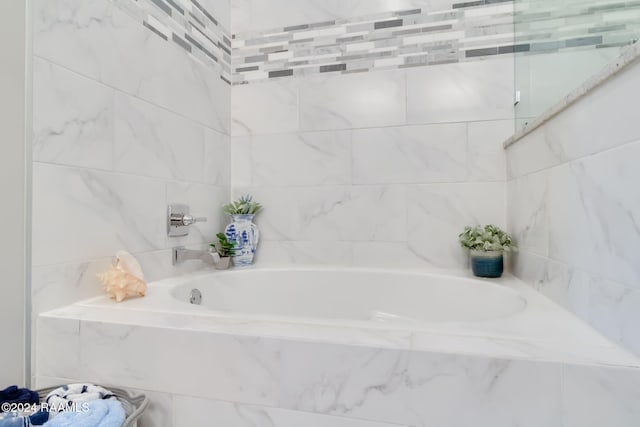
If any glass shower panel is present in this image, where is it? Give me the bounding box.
[514,0,640,129]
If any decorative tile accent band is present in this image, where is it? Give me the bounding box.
[231,0,640,85]
[110,0,640,85]
[111,0,233,84]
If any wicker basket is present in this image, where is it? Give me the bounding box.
[36,385,149,427]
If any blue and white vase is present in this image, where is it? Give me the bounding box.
[225,214,259,266]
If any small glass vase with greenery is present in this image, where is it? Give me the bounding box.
[458,225,515,278]
[210,233,236,270]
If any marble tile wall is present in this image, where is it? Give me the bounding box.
[506,54,640,355]
[35,315,640,427]
[228,0,511,270]
[231,56,514,269]
[31,0,230,344]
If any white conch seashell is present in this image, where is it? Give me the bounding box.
[97,251,147,302]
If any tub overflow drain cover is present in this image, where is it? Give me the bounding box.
[190,289,202,305]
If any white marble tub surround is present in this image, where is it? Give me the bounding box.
[39,267,639,367]
[37,266,640,426]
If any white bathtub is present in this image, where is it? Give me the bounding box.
[37,266,640,427]
[37,265,640,427]
[170,268,527,323]
[61,266,639,366]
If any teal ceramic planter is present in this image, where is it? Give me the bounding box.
[470,250,504,278]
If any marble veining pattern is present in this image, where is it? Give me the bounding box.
[407,182,505,268]
[236,186,407,243]
[113,92,206,182]
[33,57,114,170]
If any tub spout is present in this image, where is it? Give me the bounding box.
[172,247,221,266]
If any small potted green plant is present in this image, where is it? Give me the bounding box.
[210,233,236,270]
[458,225,515,278]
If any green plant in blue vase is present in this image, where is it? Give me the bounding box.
[459,225,516,278]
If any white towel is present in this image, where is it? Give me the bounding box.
[44,385,116,418]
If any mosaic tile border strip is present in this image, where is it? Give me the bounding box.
[111,0,640,85]
[111,0,233,84]
[231,0,640,85]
